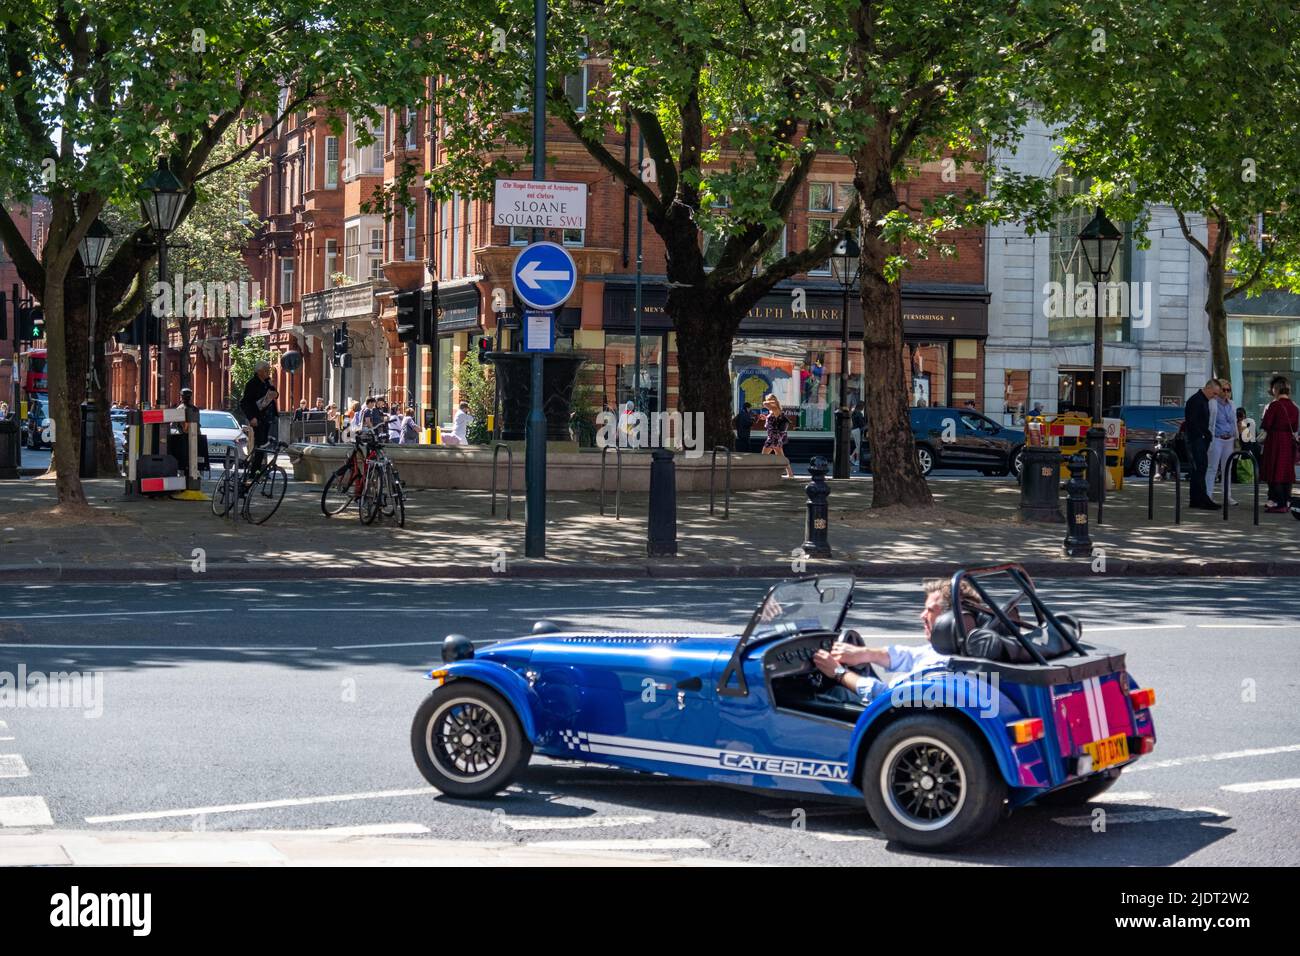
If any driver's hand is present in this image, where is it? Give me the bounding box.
[813,650,841,678]
[829,643,869,666]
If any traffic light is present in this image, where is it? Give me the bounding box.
[420,288,435,345]
[476,335,494,363]
[333,323,349,365]
[395,289,420,343]
[16,305,44,342]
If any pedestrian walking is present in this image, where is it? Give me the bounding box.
[851,401,866,468]
[761,394,794,478]
[1261,376,1299,513]
[1184,377,1221,509]
[733,402,753,451]
[400,406,420,444]
[1207,379,1238,505]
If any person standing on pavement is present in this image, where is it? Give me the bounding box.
[1184,377,1221,509]
[851,401,866,468]
[1261,375,1299,513]
[761,394,794,478]
[1207,379,1239,506]
[239,361,279,482]
[733,402,753,451]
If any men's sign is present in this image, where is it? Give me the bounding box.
[493,179,588,230]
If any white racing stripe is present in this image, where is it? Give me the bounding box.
[1127,743,1300,773]
[525,837,710,851]
[1053,807,1228,827]
[85,787,436,824]
[497,814,655,832]
[1221,778,1300,793]
[0,754,31,778]
[0,795,54,827]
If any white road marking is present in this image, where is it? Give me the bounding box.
[0,754,31,778]
[524,837,711,851]
[247,823,431,836]
[1092,791,1153,803]
[1053,807,1229,827]
[497,814,655,832]
[1221,778,1300,793]
[0,795,54,827]
[813,832,871,842]
[1084,625,1187,633]
[0,643,317,651]
[1126,743,1300,773]
[85,787,436,824]
[1194,624,1291,629]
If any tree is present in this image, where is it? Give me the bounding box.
[0,2,446,506]
[1040,1,1300,381]
[429,0,1070,506]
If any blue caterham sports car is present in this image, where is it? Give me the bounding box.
[410,565,1157,849]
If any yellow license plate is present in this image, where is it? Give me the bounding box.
[1083,733,1129,772]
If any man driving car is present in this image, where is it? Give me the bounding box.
[812,578,971,703]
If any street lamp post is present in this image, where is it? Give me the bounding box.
[139,157,188,409]
[1077,207,1122,502]
[830,232,861,480]
[524,0,548,557]
[77,218,113,478]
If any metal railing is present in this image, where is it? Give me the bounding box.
[600,444,623,519]
[491,442,514,520]
[710,445,732,518]
[1138,448,1181,524]
[1222,450,1261,526]
[1077,447,1105,525]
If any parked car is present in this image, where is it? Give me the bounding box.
[200,410,247,464]
[409,566,1158,850]
[860,407,1025,478]
[1104,405,1190,478]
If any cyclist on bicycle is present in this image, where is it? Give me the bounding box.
[239,361,279,489]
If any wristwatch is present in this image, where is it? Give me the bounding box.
[832,664,848,679]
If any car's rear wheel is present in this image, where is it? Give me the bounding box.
[1034,770,1122,806]
[411,682,531,798]
[1134,455,1153,479]
[916,445,934,476]
[862,714,1005,850]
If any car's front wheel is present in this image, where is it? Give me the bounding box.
[862,714,1005,850]
[916,445,935,477]
[411,682,532,798]
[1134,455,1153,479]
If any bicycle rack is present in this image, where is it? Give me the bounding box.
[1222,450,1261,526]
[491,442,514,520]
[600,445,623,519]
[1077,447,1105,526]
[1138,448,1181,525]
[710,445,732,518]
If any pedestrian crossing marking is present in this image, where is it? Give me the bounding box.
[0,754,31,778]
[0,795,53,827]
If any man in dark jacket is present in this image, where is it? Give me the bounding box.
[1184,378,1221,509]
[733,403,752,450]
[240,361,278,482]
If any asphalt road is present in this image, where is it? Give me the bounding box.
[0,576,1296,866]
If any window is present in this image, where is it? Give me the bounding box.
[440,201,450,279]
[731,338,864,433]
[807,181,854,275]
[809,182,834,212]
[386,206,394,262]
[344,225,360,280]
[758,226,786,271]
[564,67,589,113]
[324,136,339,188]
[807,218,832,275]
[325,239,338,288]
[404,206,417,261]
[370,228,382,255]
[450,195,461,279]
[345,113,385,180]
[369,256,383,280]
[1048,172,1130,344]
[405,108,418,149]
[1160,373,1186,406]
[509,226,530,245]
[280,258,294,303]
[607,334,665,414]
[562,228,584,246]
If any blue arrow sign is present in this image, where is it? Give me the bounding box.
[512,241,578,311]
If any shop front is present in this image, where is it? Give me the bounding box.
[1227,291,1300,420]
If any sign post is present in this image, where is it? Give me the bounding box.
[513,241,577,558]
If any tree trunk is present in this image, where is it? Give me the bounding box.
[856,137,933,509]
[179,315,193,392]
[1206,260,1231,382]
[668,289,737,451]
[43,273,87,506]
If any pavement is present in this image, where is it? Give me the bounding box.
[1,461,1296,580]
[1,577,1295,867]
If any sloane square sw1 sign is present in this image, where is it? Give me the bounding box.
[493,179,588,231]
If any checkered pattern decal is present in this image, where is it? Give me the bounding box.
[560,729,591,752]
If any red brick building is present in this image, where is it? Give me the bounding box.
[0,196,49,417]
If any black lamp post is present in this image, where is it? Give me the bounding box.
[830,232,861,479]
[1077,206,1122,502]
[77,217,113,478]
[140,158,188,408]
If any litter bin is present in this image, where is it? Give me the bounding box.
[1019,445,1063,522]
[0,417,19,479]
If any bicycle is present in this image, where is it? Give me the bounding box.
[210,442,242,517]
[361,446,405,527]
[242,438,290,525]
[321,426,382,517]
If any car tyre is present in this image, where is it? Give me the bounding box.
[916,445,934,477]
[1134,455,1153,479]
[411,682,532,798]
[861,714,1005,850]
[1033,770,1121,806]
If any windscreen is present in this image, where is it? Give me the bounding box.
[749,575,854,638]
[200,412,240,430]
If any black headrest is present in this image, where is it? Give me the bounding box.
[929,610,961,654]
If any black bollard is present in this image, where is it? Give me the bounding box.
[1063,453,1092,557]
[1019,445,1064,522]
[647,448,677,557]
[1085,424,1105,503]
[78,400,98,479]
[803,456,832,558]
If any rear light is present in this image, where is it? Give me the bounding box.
[1130,688,1156,710]
[1127,735,1155,755]
[1008,718,1045,744]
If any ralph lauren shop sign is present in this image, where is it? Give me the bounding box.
[602,283,988,337]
